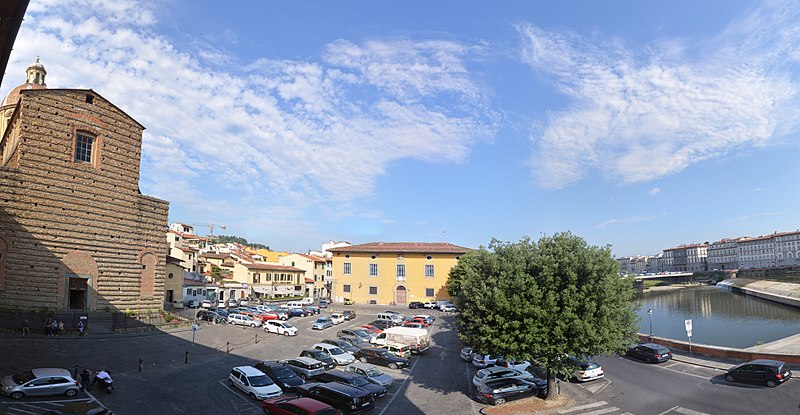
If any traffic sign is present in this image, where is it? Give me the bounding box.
[685,319,692,337]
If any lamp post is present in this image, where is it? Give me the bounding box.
[647,308,653,340]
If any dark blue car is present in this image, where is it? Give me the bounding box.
[288,308,308,317]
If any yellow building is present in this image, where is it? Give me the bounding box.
[329,242,471,305]
[247,247,290,263]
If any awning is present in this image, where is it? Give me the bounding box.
[251,285,271,294]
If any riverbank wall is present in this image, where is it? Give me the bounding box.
[637,334,800,366]
[717,278,800,308]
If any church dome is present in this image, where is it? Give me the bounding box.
[2,57,48,107]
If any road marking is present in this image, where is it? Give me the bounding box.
[594,378,612,394]
[376,320,433,415]
[580,407,620,415]
[9,407,38,415]
[218,379,254,404]
[657,406,680,415]
[558,401,608,413]
[654,364,714,380]
[673,407,710,415]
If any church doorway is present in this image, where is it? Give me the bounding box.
[68,276,88,310]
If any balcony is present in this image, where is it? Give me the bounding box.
[396,276,406,282]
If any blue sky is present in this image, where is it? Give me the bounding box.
[5,0,799,256]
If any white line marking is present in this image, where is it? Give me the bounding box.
[218,379,252,404]
[8,407,38,414]
[654,364,714,380]
[594,378,612,394]
[673,407,710,415]
[376,331,426,415]
[657,406,680,415]
[558,401,608,413]
[579,407,620,415]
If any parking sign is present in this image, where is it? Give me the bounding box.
[684,319,692,337]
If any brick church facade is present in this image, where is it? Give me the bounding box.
[0,59,169,311]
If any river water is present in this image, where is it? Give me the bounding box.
[635,285,800,348]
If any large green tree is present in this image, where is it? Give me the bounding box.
[448,232,638,398]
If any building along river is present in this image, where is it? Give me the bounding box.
[636,285,800,348]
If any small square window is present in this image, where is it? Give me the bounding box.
[425,288,434,297]
[369,286,378,295]
[343,284,351,293]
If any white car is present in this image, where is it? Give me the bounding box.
[313,343,356,365]
[239,298,250,306]
[227,313,262,328]
[569,356,604,382]
[200,300,213,308]
[228,366,282,400]
[422,301,437,309]
[330,313,345,325]
[264,320,297,336]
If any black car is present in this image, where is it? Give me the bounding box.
[342,310,356,321]
[476,377,547,405]
[196,310,224,323]
[296,382,375,414]
[313,369,387,399]
[368,319,393,330]
[725,359,792,388]
[353,347,409,370]
[408,301,424,309]
[254,361,306,391]
[322,338,361,354]
[626,343,673,363]
[300,349,337,370]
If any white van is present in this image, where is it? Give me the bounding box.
[370,326,431,353]
[285,301,305,309]
[301,297,314,305]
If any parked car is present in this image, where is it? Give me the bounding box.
[260,396,342,415]
[358,324,382,335]
[227,299,239,308]
[296,382,375,414]
[724,359,792,388]
[346,362,395,388]
[353,347,409,370]
[330,313,345,325]
[0,368,80,399]
[339,336,372,350]
[255,311,281,321]
[264,320,298,336]
[200,299,213,308]
[337,328,374,341]
[300,349,337,370]
[568,356,604,382]
[342,310,356,321]
[254,361,306,392]
[408,301,424,309]
[422,301,437,309]
[413,314,435,325]
[493,358,532,372]
[440,303,456,312]
[314,343,357,365]
[626,343,673,363]
[379,342,412,359]
[476,377,548,406]
[322,338,361,354]
[227,313,262,328]
[343,298,354,305]
[274,308,291,320]
[215,309,230,319]
[228,366,282,400]
[196,309,224,324]
[319,299,329,308]
[368,320,393,331]
[406,317,429,327]
[305,306,321,315]
[460,346,475,362]
[473,366,534,388]
[239,298,250,306]
[312,316,334,330]
[185,299,198,308]
[289,308,308,318]
[402,322,426,330]
[312,369,387,400]
[472,353,502,368]
[281,357,326,379]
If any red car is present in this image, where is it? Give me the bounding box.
[359,324,382,334]
[254,311,280,321]
[407,317,429,327]
[261,396,341,415]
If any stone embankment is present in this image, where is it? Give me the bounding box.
[717,278,800,308]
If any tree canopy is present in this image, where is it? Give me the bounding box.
[447,232,638,397]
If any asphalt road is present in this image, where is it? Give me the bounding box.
[0,305,485,415]
[566,354,800,415]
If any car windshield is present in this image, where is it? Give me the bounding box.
[365,368,383,377]
[581,361,600,370]
[328,347,345,355]
[248,375,274,387]
[316,318,329,323]
[351,376,369,387]
[12,371,36,385]
[282,323,294,328]
[272,367,295,379]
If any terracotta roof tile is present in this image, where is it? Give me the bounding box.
[329,242,471,254]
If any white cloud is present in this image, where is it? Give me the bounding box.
[596,215,658,230]
[7,0,498,241]
[518,1,799,189]
[648,187,661,196]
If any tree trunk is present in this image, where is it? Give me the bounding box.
[545,367,558,400]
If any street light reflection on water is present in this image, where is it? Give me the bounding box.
[635,285,800,348]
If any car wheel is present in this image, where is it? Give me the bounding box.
[283,331,290,336]
[766,380,777,388]
[299,373,307,379]
[388,363,398,370]
[725,374,735,383]
[249,392,257,400]
[493,397,506,405]
[228,378,234,386]
[360,357,368,363]
[228,320,233,324]
[65,388,78,397]
[10,391,23,400]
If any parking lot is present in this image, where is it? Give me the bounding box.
[0,304,489,415]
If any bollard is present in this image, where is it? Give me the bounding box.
[227,341,230,354]
[139,358,143,373]
[255,333,258,344]
[185,351,188,364]
[73,365,78,378]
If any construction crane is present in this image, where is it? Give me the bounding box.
[187,223,226,237]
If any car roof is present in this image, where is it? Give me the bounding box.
[638,343,668,349]
[293,356,323,364]
[233,366,264,376]
[480,366,521,374]
[265,396,334,410]
[747,359,787,367]
[314,380,371,396]
[347,362,375,370]
[31,368,73,378]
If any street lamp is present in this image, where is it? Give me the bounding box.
[647,308,653,340]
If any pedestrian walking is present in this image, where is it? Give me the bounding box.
[78,320,85,336]
[21,319,29,336]
[58,320,64,336]
[80,369,91,390]
[50,320,58,336]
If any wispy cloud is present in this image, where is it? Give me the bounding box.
[8,0,498,240]
[648,187,661,196]
[518,1,799,189]
[596,215,658,229]
[721,211,780,224]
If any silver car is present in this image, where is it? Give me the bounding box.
[472,366,533,388]
[311,316,333,330]
[281,357,326,379]
[346,362,395,388]
[1,368,80,399]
